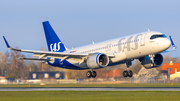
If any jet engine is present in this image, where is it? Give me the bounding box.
[140,54,163,69]
[87,53,109,69]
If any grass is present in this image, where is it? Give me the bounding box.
[0,83,179,101]
[0,91,179,101]
[0,83,180,88]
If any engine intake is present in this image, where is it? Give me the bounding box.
[140,54,163,69]
[87,53,109,69]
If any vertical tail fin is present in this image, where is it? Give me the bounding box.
[43,21,66,52]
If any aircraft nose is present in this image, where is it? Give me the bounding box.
[163,38,171,49]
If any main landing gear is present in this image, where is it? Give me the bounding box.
[86,70,97,78]
[123,61,133,77]
[123,70,133,77]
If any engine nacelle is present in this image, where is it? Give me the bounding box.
[140,54,163,69]
[87,53,109,69]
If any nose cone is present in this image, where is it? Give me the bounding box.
[163,38,171,50]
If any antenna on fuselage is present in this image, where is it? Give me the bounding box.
[92,41,94,44]
[148,29,150,32]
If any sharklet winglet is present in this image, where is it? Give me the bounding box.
[3,36,22,51]
[169,35,177,50]
[3,36,11,49]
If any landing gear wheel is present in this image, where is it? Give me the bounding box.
[123,70,133,77]
[128,70,133,77]
[123,71,128,77]
[86,71,92,78]
[92,71,97,78]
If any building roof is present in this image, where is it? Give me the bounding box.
[0,76,5,78]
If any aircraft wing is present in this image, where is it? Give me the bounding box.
[3,36,115,59]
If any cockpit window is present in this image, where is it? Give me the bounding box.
[163,34,167,37]
[150,34,165,39]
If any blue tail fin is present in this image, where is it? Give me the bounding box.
[43,21,66,52]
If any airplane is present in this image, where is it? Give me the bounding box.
[3,21,177,78]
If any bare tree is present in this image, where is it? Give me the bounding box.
[5,49,29,79]
[163,55,180,63]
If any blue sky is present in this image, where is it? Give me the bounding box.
[0,0,179,57]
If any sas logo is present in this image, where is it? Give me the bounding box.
[50,42,62,52]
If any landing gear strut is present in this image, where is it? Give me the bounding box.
[149,54,155,66]
[123,70,133,77]
[86,70,96,78]
[124,61,133,77]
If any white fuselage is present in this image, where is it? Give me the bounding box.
[62,31,171,69]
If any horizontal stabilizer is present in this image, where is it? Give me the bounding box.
[18,57,51,61]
